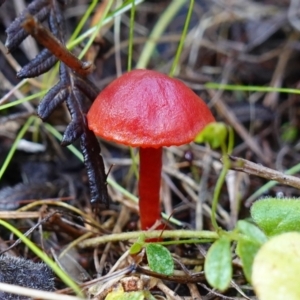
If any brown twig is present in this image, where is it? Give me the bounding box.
[226,155,300,190]
[22,15,93,76]
[135,265,205,284]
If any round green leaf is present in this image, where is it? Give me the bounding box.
[204,237,232,291]
[251,198,300,236]
[145,244,174,276]
[252,232,300,300]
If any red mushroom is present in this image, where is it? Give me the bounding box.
[87,69,215,230]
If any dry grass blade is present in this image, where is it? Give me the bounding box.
[0,282,82,300]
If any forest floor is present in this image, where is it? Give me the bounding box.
[0,0,299,299]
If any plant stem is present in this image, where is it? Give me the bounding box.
[211,144,230,231]
[78,229,219,248]
[139,147,163,230]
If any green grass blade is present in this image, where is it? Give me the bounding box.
[127,0,136,71]
[78,0,114,59]
[205,82,300,95]
[0,116,35,180]
[68,0,98,43]
[169,0,194,77]
[0,91,47,111]
[135,0,187,69]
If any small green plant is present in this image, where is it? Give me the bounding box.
[197,124,300,293]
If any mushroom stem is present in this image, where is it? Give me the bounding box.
[139,147,163,230]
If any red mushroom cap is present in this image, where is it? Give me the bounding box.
[87,69,215,148]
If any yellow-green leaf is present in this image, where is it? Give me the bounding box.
[252,232,300,300]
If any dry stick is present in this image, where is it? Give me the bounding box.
[22,15,93,76]
[226,155,300,190]
[187,283,203,300]
[0,211,41,219]
[135,265,204,284]
[156,280,183,300]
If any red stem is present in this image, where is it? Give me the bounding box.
[139,147,163,230]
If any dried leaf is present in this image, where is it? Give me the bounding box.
[48,3,65,40]
[17,49,58,78]
[5,0,109,211]
[80,124,109,208]
[5,0,51,52]
[74,76,99,102]
[61,119,84,146]
[37,83,67,120]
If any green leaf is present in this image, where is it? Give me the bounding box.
[236,220,266,283]
[194,122,227,149]
[251,198,300,236]
[236,238,261,283]
[237,220,267,244]
[204,237,232,291]
[145,243,174,275]
[129,243,143,255]
[252,232,300,300]
[129,234,146,255]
